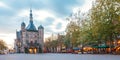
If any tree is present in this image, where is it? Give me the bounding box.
[0,40,7,51]
[64,34,70,48]
[65,0,120,54]
[66,21,80,47]
[90,0,120,53]
[44,39,59,53]
[66,10,93,54]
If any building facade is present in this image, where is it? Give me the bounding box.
[14,9,44,53]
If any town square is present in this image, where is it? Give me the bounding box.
[0,0,120,60]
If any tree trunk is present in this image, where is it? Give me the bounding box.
[81,45,84,54]
[109,35,113,54]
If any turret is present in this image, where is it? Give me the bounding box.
[38,25,44,29]
[21,22,26,31]
[38,25,44,50]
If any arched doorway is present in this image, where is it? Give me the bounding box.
[29,47,37,54]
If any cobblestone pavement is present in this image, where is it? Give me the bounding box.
[0,53,120,60]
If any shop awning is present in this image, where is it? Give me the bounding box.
[93,45,114,48]
[73,47,80,50]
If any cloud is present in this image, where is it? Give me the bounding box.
[43,17,55,26]
[80,0,95,12]
[0,1,9,8]
[34,10,55,21]
[73,0,95,13]
[0,1,13,16]
[56,22,62,29]
[0,33,15,49]
[17,9,55,21]
[0,16,19,34]
[49,18,68,33]
[1,0,85,17]
[44,32,52,38]
[47,0,84,17]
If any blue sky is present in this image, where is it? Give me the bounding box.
[0,0,94,48]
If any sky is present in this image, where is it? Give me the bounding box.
[0,0,94,49]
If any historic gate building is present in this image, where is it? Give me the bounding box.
[14,9,44,53]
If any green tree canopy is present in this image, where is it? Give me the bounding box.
[0,40,7,50]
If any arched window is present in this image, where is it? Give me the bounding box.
[30,41,33,46]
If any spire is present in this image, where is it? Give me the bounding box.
[30,8,33,23]
[26,8,37,31]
